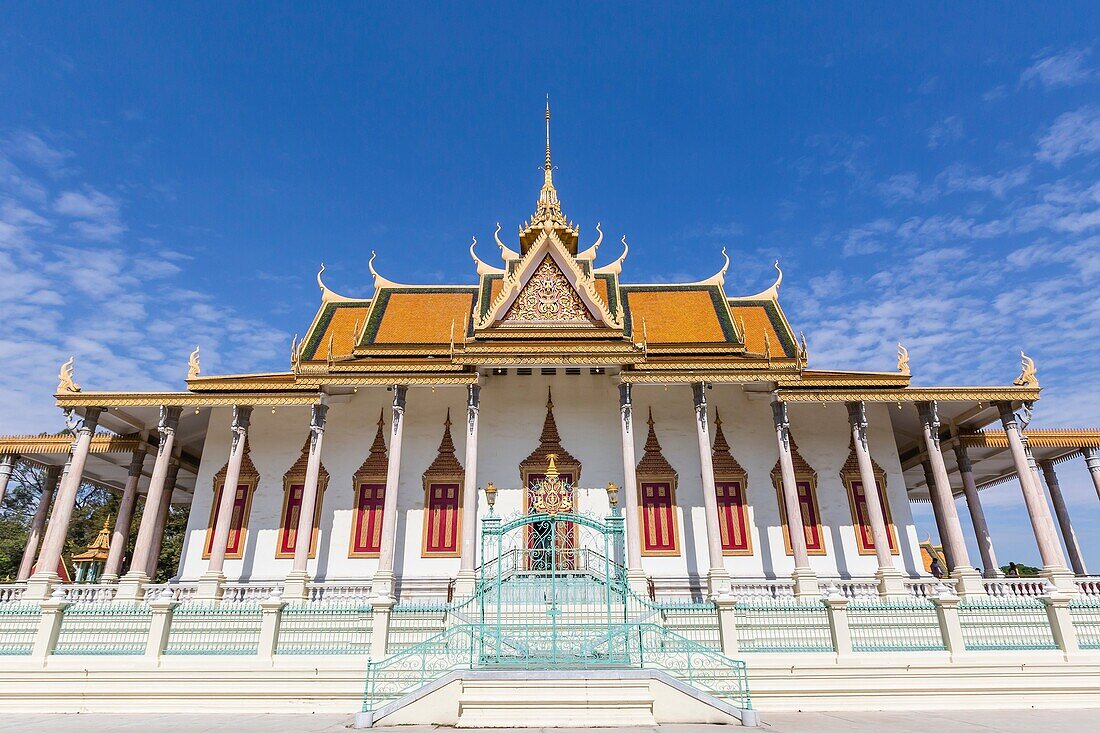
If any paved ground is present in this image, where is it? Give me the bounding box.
[1,710,1100,732]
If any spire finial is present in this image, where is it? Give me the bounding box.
[545,94,552,174]
[530,97,566,230]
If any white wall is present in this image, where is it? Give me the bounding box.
[178,374,922,583]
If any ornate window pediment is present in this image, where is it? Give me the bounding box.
[636,409,680,557]
[840,437,899,556]
[277,437,330,559]
[422,411,464,558]
[711,411,752,556]
[350,413,389,558]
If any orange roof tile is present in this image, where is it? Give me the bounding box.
[308,303,370,361]
[729,303,788,356]
[624,289,730,343]
[372,291,475,345]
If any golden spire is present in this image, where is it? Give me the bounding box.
[530,96,567,230]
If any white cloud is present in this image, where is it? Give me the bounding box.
[1020,47,1095,89]
[0,129,288,433]
[1036,106,1100,166]
[925,116,964,150]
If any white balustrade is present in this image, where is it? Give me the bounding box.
[55,584,118,603]
[1073,576,1100,596]
[0,584,27,603]
[983,578,1051,597]
[727,580,795,600]
[222,583,282,602]
[306,583,373,602]
[141,583,198,602]
[830,580,879,600]
[904,579,940,598]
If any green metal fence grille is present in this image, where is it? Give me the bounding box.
[626,592,721,650]
[164,601,262,655]
[1069,597,1100,650]
[53,602,152,655]
[0,602,40,655]
[276,601,373,655]
[959,597,1057,651]
[387,601,454,653]
[734,599,833,652]
[847,599,944,652]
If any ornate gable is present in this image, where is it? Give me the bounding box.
[502,255,596,325]
[711,410,747,478]
[424,410,464,479]
[354,412,390,482]
[637,409,677,478]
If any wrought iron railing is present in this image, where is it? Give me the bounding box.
[361,622,751,714]
[847,599,944,652]
[163,601,263,655]
[276,601,373,655]
[1069,597,1100,649]
[53,602,152,655]
[0,602,39,655]
[734,599,832,653]
[958,597,1057,650]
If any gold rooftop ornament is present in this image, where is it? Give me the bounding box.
[532,454,572,516]
[1014,351,1039,388]
[187,346,201,380]
[897,343,910,375]
[57,356,80,393]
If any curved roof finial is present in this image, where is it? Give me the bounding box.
[595,235,629,275]
[577,222,603,261]
[494,222,520,262]
[744,260,783,300]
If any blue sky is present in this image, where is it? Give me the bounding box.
[1,3,1098,568]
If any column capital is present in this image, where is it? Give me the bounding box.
[916,400,939,431]
[952,443,973,473]
[231,404,253,431]
[65,406,103,435]
[391,384,408,412]
[618,382,633,430]
[691,381,709,409]
[771,397,789,432]
[310,402,329,432]
[126,448,146,477]
[1083,446,1100,469]
[0,452,16,467]
[158,405,182,433]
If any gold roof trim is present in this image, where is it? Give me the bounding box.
[56,391,326,408]
[0,434,143,455]
[775,386,1041,403]
[297,374,479,387]
[961,429,1100,450]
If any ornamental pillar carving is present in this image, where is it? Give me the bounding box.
[200,406,253,597]
[915,402,974,576]
[996,403,1070,589]
[617,383,645,590]
[771,397,818,597]
[1038,459,1087,576]
[288,402,330,590]
[102,447,147,582]
[17,464,62,581]
[952,443,1000,578]
[124,407,182,591]
[692,383,729,596]
[1083,447,1100,502]
[0,453,15,508]
[29,407,102,598]
[457,384,481,591]
[374,385,407,598]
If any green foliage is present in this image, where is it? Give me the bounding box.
[0,459,187,583]
[1001,563,1042,577]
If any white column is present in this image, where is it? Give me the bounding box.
[120,407,181,598]
[847,402,905,597]
[27,407,102,599]
[996,402,1072,592]
[1039,459,1087,576]
[17,465,62,581]
[0,453,15,508]
[374,386,407,599]
[198,405,252,599]
[692,382,730,597]
[101,448,147,582]
[285,402,329,599]
[145,462,180,579]
[618,383,646,593]
[916,401,982,596]
[1082,447,1100,502]
[952,444,1000,578]
[456,384,481,596]
[772,397,818,598]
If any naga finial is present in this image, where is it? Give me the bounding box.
[897,343,910,375]
[1014,351,1039,388]
[57,356,80,393]
[187,346,201,380]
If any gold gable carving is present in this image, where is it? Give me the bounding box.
[502,255,595,325]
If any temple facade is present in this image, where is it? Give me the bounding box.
[1,106,1099,723]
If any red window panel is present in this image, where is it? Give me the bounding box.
[796,480,824,552]
[640,481,678,554]
[850,479,897,554]
[351,483,386,557]
[715,480,751,554]
[205,482,251,558]
[424,482,460,556]
[278,484,305,557]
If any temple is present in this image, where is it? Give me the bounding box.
[1,105,1098,724]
